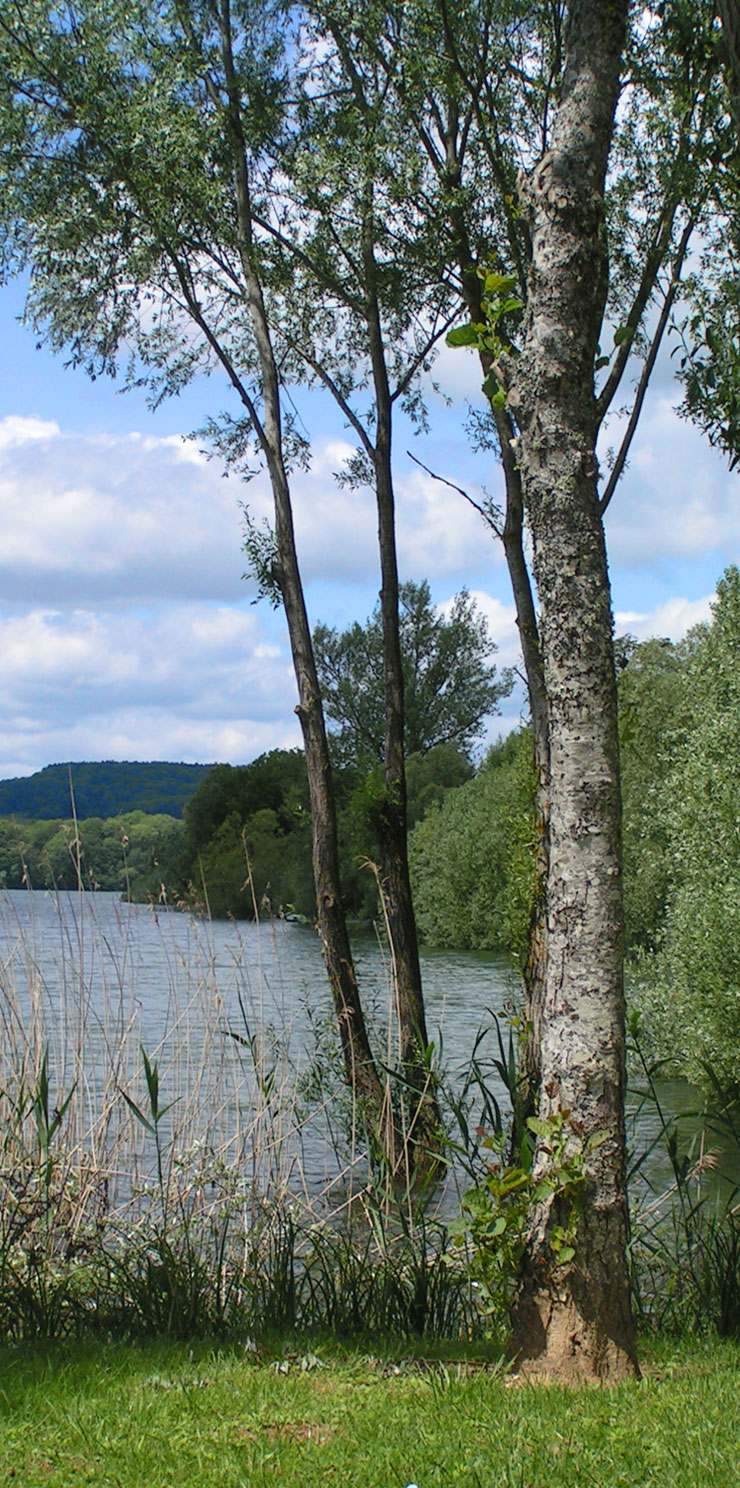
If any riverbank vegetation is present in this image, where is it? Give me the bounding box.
[0,883,737,1363]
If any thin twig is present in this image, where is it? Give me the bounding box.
[406,450,503,536]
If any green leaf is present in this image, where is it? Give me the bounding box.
[446,323,482,348]
[555,1244,575,1264]
[481,369,503,404]
[120,1088,156,1137]
[483,272,517,295]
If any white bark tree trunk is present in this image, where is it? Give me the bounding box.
[508,0,639,1381]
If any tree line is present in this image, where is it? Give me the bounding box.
[0,761,212,821]
[0,811,187,899]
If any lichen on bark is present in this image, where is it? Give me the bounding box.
[508,0,639,1382]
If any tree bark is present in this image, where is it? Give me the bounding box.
[507,0,638,1381]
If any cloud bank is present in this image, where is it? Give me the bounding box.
[0,396,734,778]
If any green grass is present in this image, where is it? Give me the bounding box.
[1,1334,739,1487]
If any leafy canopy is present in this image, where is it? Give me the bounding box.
[313,580,511,767]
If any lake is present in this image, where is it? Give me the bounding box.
[0,887,727,1214]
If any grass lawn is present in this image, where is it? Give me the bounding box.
[0,1333,739,1488]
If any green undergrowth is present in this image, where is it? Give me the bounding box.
[0,1333,739,1487]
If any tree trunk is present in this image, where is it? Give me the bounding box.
[361,204,442,1176]
[507,0,638,1381]
[374,442,441,1173]
[494,408,549,1120]
[274,464,396,1150]
[214,6,395,1157]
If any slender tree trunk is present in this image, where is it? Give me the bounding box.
[360,201,441,1173]
[496,421,549,1113]
[275,471,396,1145]
[373,435,441,1168]
[507,0,638,1381]
[214,3,394,1155]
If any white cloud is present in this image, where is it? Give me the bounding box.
[0,603,299,775]
[395,472,504,579]
[423,340,487,405]
[603,396,740,567]
[615,592,714,642]
[0,415,61,449]
[1,372,734,781]
[0,418,251,604]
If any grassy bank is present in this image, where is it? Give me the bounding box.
[1,1333,739,1487]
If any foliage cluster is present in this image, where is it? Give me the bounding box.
[0,810,186,900]
[627,567,740,1092]
[409,731,535,958]
[175,578,506,924]
[178,742,479,924]
[313,580,510,768]
[182,752,314,921]
[397,565,740,1096]
[450,1109,595,1328]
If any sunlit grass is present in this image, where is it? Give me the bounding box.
[1,1333,739,1488]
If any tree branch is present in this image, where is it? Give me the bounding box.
[599,213,695,517]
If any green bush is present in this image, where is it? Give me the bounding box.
[409,731,534,955]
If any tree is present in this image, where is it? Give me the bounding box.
[0,0,394,1148]
[313,580,509,767]
[308,0,729,1374]
[307,0,728,1164]
[434,0,726,1116]
[633,569,740,1094]
[183,751,314,918]
[501,0,638,1380]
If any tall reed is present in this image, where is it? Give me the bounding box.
[0,882,480,1343]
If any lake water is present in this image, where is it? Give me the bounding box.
[0,888,727,1213]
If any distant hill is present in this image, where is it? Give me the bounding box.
[0,761,216,820]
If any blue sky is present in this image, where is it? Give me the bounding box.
[0,270,735,780]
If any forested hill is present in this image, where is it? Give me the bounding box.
[0,761,215,819]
